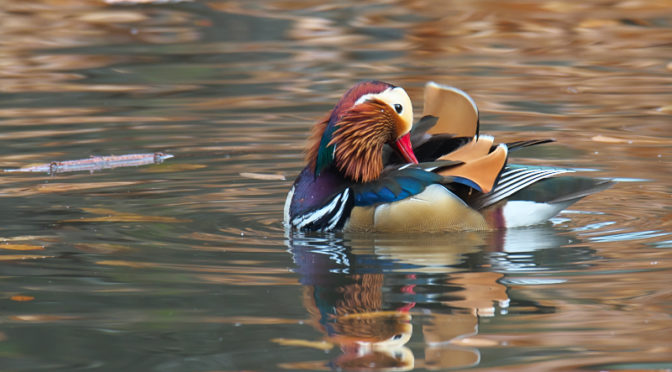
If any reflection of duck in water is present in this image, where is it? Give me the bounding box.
[302,275,411,346]
[282,228,594,370]
[282,235,500,371]
[303,278,414,371]
[279,238,415,371]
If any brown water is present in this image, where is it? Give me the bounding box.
[0,1,671,371]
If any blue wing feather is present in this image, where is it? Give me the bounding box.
[375,187,397,202]
[451,176,483,192]
[353,168,442,206]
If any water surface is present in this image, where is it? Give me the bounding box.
[0,1,670,370]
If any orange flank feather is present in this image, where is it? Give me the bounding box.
[437,137,507,193]
[440,136,494,162]
[423,82,479,138]
[330,100,398,183]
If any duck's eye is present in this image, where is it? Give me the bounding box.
[394,104,403,114]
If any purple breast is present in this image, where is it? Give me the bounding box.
[289,166,349,220]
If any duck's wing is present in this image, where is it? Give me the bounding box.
[470,164,614,212]
[422,82,479,138]
[470,164,573,210]
[348,163,489,232]
[506,175,614,205]
[386,83,569,209]
[505,139,556,151]
[472,165,614,228]
[421,82,556,149]
[352,166,451,207]
[413,83,529,194]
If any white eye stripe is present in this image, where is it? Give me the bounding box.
[354,87,405,109]
[355,89,389,106]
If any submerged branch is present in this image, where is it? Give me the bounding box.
[3,152,174,175]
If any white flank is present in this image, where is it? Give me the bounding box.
[502,200,572,228]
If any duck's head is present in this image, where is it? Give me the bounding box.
[307,81,418,183]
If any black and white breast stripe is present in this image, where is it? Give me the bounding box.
[475,166,572,209]
[290,188,353,231]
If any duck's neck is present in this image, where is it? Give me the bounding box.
[314,123,337,178]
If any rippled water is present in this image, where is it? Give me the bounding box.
[1,1,670,371]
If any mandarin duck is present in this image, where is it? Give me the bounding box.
[284,81,612,232]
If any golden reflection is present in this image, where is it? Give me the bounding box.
[74,242,132,254]
[0,244,44,251]
[10,295,35,302]
[0,255,51,261]
[272,338,334,351]
[349,233,484,273]
[239,172,287,181]
[0,235,56,242]
[10,314,79,322]
[0,181,139,197]
[60,207,189,223]
[0,1,204,94]
[143,163,206,173]
[0,114,199,127]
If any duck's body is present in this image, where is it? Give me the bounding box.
[284,81,611,232]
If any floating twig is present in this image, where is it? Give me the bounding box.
[3,152,173,175]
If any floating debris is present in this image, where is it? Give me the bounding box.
[3,152,173,175]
